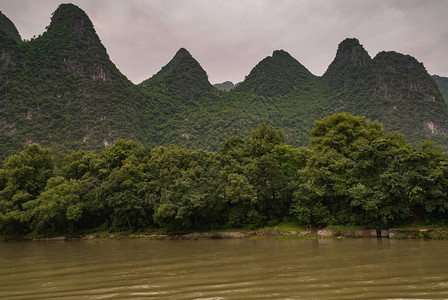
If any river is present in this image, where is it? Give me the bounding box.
[1,239,447,299]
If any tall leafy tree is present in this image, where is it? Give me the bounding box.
[23,176,83,234]
[292,113,385,227]
[149,146,223,230]
[0,144,54,234]
[97,154,152,230]
[348,133,414,228]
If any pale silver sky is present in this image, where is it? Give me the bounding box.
[1,0,447,84]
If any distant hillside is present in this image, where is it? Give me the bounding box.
[433,75,448,105]
[1,4,447,162]
[214,81,235,91]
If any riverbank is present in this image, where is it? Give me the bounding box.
[3,227,448,241]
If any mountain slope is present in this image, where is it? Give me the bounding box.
[0,4,157,159]
[322,38,374,103]
[234,49,317,97]
[0,4,447,162]
[320,38,448,142]
[370,51,448,136]
[0,11,21,42]
[140,48,216,100]
[433,75,448,105]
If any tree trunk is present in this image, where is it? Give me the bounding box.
[194,213,199,229]
[125,213,132,231]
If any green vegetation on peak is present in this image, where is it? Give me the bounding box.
[317,40,448,145]
[373,51,426,71]
[140,47,216,99]
[233,49,316,97]
[272,49,293,58]
[47,3,95,36]
[372,51,443,104]
[327,38,371,67]
[321,38,374,114]
[12,3,128,86]
[0,3,148,161]
[145,47,192,80]
[1,3,448,167]
[371,51,448,137]
[323,38,372,81]
[0,11,21,43]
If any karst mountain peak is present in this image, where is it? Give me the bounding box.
[233,48,316,97]
[140,47,216,99]
[0,10,22,43]
[0,3,447,161]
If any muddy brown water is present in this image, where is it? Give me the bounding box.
[1,239,447,299]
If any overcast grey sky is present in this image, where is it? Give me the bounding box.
[1,0,447,84]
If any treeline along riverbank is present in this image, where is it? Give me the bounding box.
[1,113,447,237]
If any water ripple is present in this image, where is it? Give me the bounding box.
[0,239,447,299]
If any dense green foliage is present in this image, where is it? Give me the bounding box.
[0,4,164,161]
[1,4,448,163]
[0,11,21,42]
[140,48,217,100]
[1,114,447,236]
[322,39,448,142]
[234,49,317,97]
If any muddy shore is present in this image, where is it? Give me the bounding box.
[4,227,447,241]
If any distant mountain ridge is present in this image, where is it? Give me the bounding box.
[433,75,448,105]
[214,81,235,91]
[321,39,448,137]
[0,3,447,161]
[0,4,152,158]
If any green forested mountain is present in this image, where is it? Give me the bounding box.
[0,4,158,159]
[322,39,448,140]
[233,49,317,97]
[0,11,21,43]
[1,3,448,162]
[433,75,448,105]
[370,52,448,137]
[140,47,217,100]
